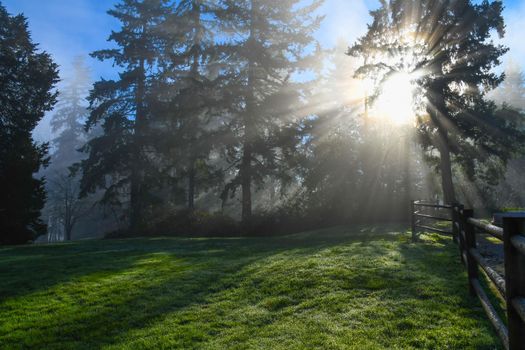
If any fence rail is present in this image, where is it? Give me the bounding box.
[411,200,453,241]
[413,201,525,350]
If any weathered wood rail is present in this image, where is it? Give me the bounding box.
[413,201,525,350]
[411,200,453,241]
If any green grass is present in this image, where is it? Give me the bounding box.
[0,225,502,349]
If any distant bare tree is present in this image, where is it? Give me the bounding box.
[47,172,90,241]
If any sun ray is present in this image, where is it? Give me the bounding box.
[370,72,418,125]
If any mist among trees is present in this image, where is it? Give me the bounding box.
[1,0,525,244]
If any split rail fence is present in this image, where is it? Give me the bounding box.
[411,201,525,350]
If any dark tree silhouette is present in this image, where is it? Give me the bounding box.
[349,0,523,204]
[80,0,171,232]
[159,0,225,211]
[0,4,59,244]
[218,0,324,222]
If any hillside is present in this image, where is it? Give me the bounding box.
[0,226,502,349]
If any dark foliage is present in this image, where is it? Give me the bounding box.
[0,3,59,245]
[80,0,172,233]
[105,209,240,238]
[217,0,324,222]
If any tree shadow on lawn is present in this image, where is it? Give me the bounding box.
[4,225,492,349]
[0,239,170,301]
[0,231,372,347]
[0,224,405,301]
[1,226,409,348]
[0,247,261,348]
[0,237,274,300]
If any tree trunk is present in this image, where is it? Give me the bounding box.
[187,2,200,212]
[130,57,146,233]
[129,170,141,232]
[241,142,252,222]
[403,130,413,220]
[64,182,73,241]
[428,87,456,205]
[241,1,257,223]
[65,224,72,241]
[436,129,456,204]
[188,160,195,211]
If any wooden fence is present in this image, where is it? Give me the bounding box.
[411,200,453,241]
[412,201,525,350]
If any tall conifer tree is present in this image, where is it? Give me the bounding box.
[0,3,59,244]
[51,56,91,171]
[349,0,523,204]
[160,0,224,210]
[46,57,92,241]
[218,0,324,222]
[80,0,170,232]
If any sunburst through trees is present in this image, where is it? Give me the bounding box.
[2,0,525,243]
[349,0,524,205]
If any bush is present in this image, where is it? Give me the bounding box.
[152,209,240,237]
[242,206,323,237]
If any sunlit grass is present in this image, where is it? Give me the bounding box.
[0,226,502,349]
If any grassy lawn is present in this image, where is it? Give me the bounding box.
[0,226,502,349]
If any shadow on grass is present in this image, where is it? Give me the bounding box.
[1,226,408,347]
[0,226,501,349]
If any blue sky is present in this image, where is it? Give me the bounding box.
[0,0,376,80]
[2,0,524,141]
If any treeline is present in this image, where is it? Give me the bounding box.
[69,0,525,238]
[78,0,325,235]
[2,0,525,244]
[62,0,433,238]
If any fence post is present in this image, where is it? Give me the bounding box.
[411,200,416,242]
[503,216,525,350]
[462,209,477,296]
[452,203,459,244]
[454,204,465,265]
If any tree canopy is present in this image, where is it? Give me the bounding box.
[349,0,524,204]
[0,3,59,244]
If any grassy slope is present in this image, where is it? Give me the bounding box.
[0,226,502,349]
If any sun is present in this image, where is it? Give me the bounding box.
[372,72,417,126]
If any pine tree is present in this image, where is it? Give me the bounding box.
[46,57,92,241]
[0,4,59,244]
[51,56,91,171]
[80,0,171,232]
[299,40,363,222]
[159,0,224,210]
[218,0,324,222]
[349,0,523,204]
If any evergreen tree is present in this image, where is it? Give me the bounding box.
[51,56,92,170]
[349,0,523,204]
[302,41,426,223]
[159,0,224,210]
[299,41,363,222]
[46,57,92,241]
[0,3,59,244]
[80,0,171,232]
[218,0,324,222]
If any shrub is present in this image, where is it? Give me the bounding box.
[152,209,240,237]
